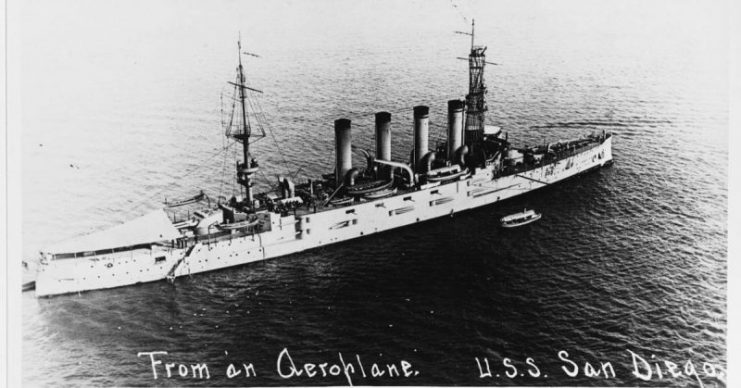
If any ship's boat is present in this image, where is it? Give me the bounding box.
[328,196,354,206]
[346,179,393,196]
[426,165,469,183]
[172,218,198,229]
[217,219,260,230]
[500,209,542,228]
[363,187,397,199]
[165,190,207,208]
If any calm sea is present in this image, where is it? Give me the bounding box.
[21,0,727,386]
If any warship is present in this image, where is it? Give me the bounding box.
[31,22,613,297]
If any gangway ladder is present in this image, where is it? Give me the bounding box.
[167,244,198,283]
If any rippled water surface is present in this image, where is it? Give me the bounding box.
[21,0,727,386]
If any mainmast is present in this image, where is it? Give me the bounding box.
[462,19,488,156]
[228,38,263,210]
[237,40,251,166]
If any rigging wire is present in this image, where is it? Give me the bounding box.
[231,139,239,196]
[129,98,462,213]
[219,86,234,197]
[449,0,470,24]
[304,96,464,154]
[310,96,465,123]
[245,90,294,176]
[136,59,470,210]
[218,134,230,198]
[128,29,483,212]
[170,93,462,207]
[128,140,238,211]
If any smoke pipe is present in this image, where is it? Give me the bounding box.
[283,178,295,198]
[455,145,469,167]
[447,100,465,159]
[334,118,352,186]
[344,167,360,187]
[420,151,436,174]
[375,112,392,161]
[278,175,287,198]
[413,106,430,173]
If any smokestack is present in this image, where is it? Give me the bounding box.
[413,106,429,172]
[334,118,352,186]
[375,112,391,161]
[447,99,464,159]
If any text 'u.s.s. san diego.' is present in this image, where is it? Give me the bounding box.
[137,347,724,386]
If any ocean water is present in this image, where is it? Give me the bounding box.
[20,0,728,386]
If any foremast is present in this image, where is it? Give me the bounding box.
[228,39,262,211]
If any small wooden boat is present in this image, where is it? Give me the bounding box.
[363,187,397,199]
[218,219,259,230]
[173,219,198,229]
[426,166,469,183]
[329,196,354,206]
[346,179,393,196]
[500,209,541,228]
[165,190,207,208]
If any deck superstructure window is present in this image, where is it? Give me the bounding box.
[155,256,166,263]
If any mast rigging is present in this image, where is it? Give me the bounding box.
[226,37,265,210]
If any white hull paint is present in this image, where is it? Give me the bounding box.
[35,137,612,297]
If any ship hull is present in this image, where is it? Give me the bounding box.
[35,136,612,297]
